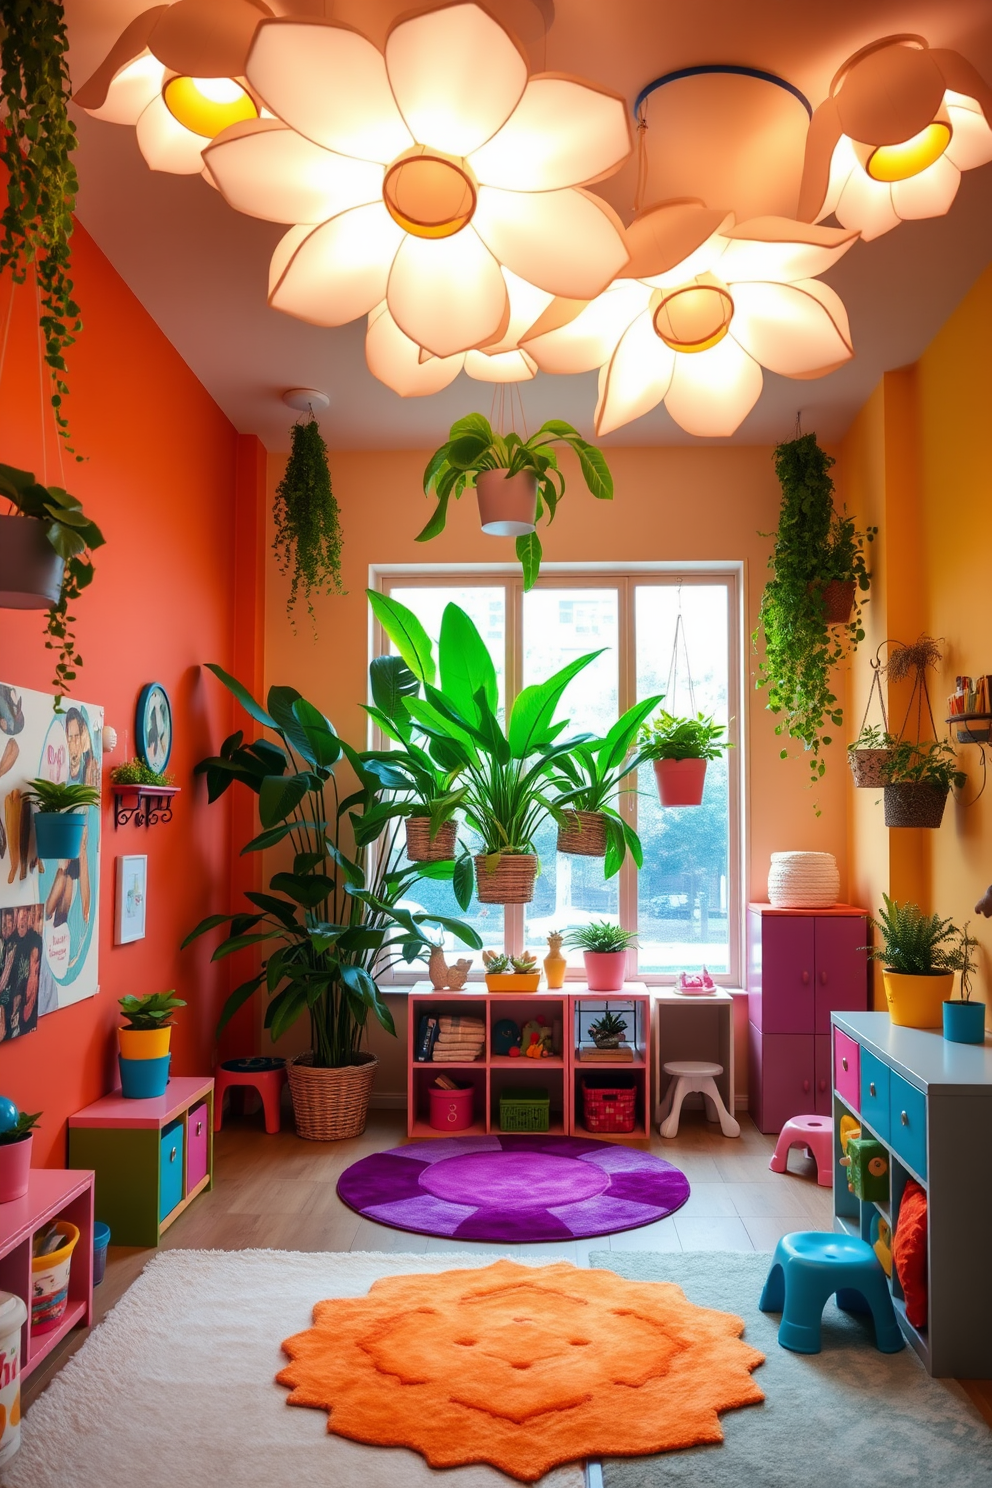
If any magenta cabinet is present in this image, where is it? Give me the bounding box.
[747,905,868,1133]
[834,1027,860,1110]
[186,1101,210,1191]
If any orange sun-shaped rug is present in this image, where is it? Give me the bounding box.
[277,1260,764,1481]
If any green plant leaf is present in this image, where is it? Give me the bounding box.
[516,530,543,591]
[258,772,311,828]
[270,871,335,907]
[239,822,297,855]
[507,650,603,759]
[216,974,264,1034]
[452,852,474,911]
[415,486,452,542]
[205,663,276,728]
[439,603,498,723]
[367,590,436,685]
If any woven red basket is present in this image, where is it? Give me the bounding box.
[581,1079,637,1134]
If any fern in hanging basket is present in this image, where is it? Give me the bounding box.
[274,416,345,628]
[753,434,875,785]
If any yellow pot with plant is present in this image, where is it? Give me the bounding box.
[868,895,973,1029]
[483,952,541,993]
[118,990,186,1059]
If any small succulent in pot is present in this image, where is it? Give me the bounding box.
[0,1110,40,1147]
[23,778,100,813]
[482,952,511,975]
[564,922,638,993]
[24,777,101,859]
[588,1010,628,1049]
[511,954,539,975]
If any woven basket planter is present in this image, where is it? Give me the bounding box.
[405,816,457,863]
[287,1052,378,1141]
[556,810,607,857]
[883,782,949,829]
[849,748,895,789]
[808,578,856,625]
[474,853,537,904]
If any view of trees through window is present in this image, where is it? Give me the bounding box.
[376,574,738,981]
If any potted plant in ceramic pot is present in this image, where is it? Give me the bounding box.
[483,951,541,992]
[369,591,600,906]
[941,924,983,1044]
[117,990,186,1099]
[545,696,660,872]
[0,1106,40,1204]
[418,414,613,589]
[23,777,100,859]
[588,1010,628,1050]
[866,895,974,1029]
[563,922,638,992]
[637,709,730,807]
[848,724,897,790]
[883,739,965,829]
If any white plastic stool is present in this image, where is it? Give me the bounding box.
[659,1060,740,1139]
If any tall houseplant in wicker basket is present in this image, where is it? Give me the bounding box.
[369,590,599,905]
[184,667,480,1140]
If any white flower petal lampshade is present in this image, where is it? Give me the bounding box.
[798,39,992,239]
[526,201,857,438]
[202,4,631,353]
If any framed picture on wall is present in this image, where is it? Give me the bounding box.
[115,855,147,945]
[136,683,172,774]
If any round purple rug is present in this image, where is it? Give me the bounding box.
[336,1135,690,1243]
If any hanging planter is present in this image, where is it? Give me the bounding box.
[883,782,949,829]
[405,816,457,863]
[880,639,965,829]
[0,516,64,608]
[24,777,100,858]
[475,469,538,537]
[810,578,856,625]
[474,853,538,904]
[556,809,607,857]
[848,648,897,789]
[636,605,730,809]
[653,757,707,807]
[274,414,344,631]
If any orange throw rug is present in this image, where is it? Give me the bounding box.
[277,1259,765,1481]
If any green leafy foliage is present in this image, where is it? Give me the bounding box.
[24,776,99,812]
[637,709,730,762]
[753,434,876,785]
[511,953,538,974]
[118,990,187,1030]
[867,895,975,986]
[885,738,965,791]
[0,1111,41,1147]
[110,758,176,787]
[417,414,613,590]
[274,417,344,631]
[588,1010,627,1040]
[563,921,638,952]
[0,1,81,456]
[482,952,510,974]
[848,725,896,753]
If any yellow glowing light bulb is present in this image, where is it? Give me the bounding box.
[163,75,257,139]
[382,148,477,239]
[652,279,735,354]
[866,120,952,183]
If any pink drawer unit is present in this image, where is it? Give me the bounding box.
[186,1101,210,1192]
[833,1028,860,1110]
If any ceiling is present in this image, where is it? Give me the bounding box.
[64,0,992,451]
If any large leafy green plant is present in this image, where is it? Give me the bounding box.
[362,653,467,842]
[183,666,480,1066]
[0,462,104,704]
[417,414,613,589]
[753,434,875,783]
[274,416,344,631]
[368,590,599,867]
[867,895,974,981]
[885,738,965,792]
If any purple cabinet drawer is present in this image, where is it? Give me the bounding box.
[748,1024,815,1133]
[814,1034,831,1115]
[186,1101,210,1192]
[814,917,868,1033]
[834,1028,860,1110]
[748,913,814,1033]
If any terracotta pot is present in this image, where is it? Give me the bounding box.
[584,950,627,992]
[0,516,64,609]
[287,1052,378,1141]
[848,748,895,789]
[405,816,457,863]
[809,578,856,625]
[653,758,707,807]
[474,853,537,904]
[0,1133,31,1203]
[556,809,607,857]
[883,782,948,829]
[476,470,537,537]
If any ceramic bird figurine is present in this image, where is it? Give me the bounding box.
[428,945,472,990]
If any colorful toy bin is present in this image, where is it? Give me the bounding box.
[0,1291,27,1467]
[92,1221,111,1286]
[31,1221,79,1334]
[428,1085,475,1131]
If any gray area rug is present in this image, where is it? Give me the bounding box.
[589,1250,992,1488]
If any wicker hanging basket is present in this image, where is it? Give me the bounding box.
[883,782,949,829]
[286,1052,378,1141]
[405,816,457,863]
[848,748,895,789]
[556,809,607,857]
[808,578,856,625]
[474,853,537,904]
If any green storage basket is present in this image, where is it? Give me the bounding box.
[499,1085,550,1132]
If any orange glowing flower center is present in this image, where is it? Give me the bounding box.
[866,120,952,182]
[163,76,257,139]
[383,148,477,238]
[653,279,735,353]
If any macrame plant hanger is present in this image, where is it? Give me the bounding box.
[855,642,892,741]
[664,584,698,719]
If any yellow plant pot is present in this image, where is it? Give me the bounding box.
[882,970,953,1029]
[485,974,541,993]
[118,1026,172,1060]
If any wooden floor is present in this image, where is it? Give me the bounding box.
[21,1104,992,1428]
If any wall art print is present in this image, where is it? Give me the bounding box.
[0,681,103,1035]
[136,682,172,774]
[115,854,146,945]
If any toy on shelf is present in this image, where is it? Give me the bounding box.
[427,945,472,991]
[521,1017,554,1059]
[675,968,717,996]
[842,1135,889,1202]
[893,1179,928,1329]
[870,1211,893,1277]
[491,1018,521,1056]
[839,1113,861,1153]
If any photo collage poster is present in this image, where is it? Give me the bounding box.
[0,682,103,1044]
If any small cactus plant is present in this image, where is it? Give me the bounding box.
[589,1010,627,1048]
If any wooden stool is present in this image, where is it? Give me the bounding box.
[659,1060,740,1139]
[215,1058,287,1135]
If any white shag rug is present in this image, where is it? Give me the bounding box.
[3,1250,586,1488]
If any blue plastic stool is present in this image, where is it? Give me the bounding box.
[759,1231,905,1355]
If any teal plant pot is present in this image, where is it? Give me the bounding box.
[33,811,85,860]
[942,999,986,1044]
[118,1053,171,1099]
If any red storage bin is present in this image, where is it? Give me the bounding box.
[428,1085,475,1131]
[582,1079,636,1134]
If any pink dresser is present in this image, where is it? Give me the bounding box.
[747,904,869,1133]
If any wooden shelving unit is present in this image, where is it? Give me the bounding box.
[0,1169,94,1379]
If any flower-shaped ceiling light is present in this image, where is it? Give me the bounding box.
[798,38,992,240]
[202,5,631,359]
[523,201,858,437]
[76,0,271,175]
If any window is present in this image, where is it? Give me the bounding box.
[372,569,742,983]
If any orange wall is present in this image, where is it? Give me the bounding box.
[0,221,262,1163]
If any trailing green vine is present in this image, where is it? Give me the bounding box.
[0,1,81,456]
[753,434,875,785]
[274,416,345,630]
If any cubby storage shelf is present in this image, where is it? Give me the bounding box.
[831,1011,992,1377]
[0,1169,94,1380]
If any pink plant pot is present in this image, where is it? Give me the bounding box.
[476,470,537,537]
[584,951,627,993]
[654,757,707,807]
[0,1133,32,1203]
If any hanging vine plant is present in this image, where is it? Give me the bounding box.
[0,1,82,455]
[753,433,876,784]
[274,416,345,629]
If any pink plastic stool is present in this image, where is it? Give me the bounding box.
[769,1114,833,1187]
[215,1058,287,1135]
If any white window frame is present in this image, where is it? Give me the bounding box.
[369,562,745,985]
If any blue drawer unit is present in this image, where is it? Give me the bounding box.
[859,1049,890,1140]
[159,1118,184,1221]
[889,1071,927,1179]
